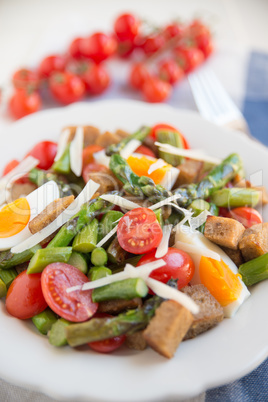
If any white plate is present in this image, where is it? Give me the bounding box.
[0,100,268,402]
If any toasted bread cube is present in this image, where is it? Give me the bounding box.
[204,216,245,250]
[181,285,224,340]
[29,195,74,234]
[64,125,100,147]
[143,300,193,359]
[126,331,147,351]
[175,159,203,187]
[220,247,244,267]
[96,131,121,147]
[97,298,142,315]
[239,223,268,261]
[10,182,37,202]
[115,129,130,139]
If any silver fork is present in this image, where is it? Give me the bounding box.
[188,65,250,135]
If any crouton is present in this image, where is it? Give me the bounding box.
[239,223,268,261]
[83,166,122,195]
[115,129,130,139]
[10,182,37,202]
[181,285,224,340]
[97,298,142,315]
[63,125,100,146]
[143,136,159,157]
[143,300,193,359]
[204,216,245,250]
[29,195,74,234]
[125,331,147,351]
[175,159,204,187]
[220,247,244,267]
[96,131,121,147]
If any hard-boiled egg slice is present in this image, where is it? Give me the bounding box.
[127,153,179,190]
[174,225,250,317]
[0,181,59,251]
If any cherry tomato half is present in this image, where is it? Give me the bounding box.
[49,72,86,104]
[26,141,57,170]
[226,207,262,229]
[6,271,47,320]
[80,33,117,64]
[12,68,39,90]
[150,123,190,149]
[137,247,195,289]
[38,55,66,79]
[9,89,41,119]
[129,63,150,90]
[142,77,171,103]
[117,208,162,254]
[88,313,126,353]
[82,144,104,168]
[41,263,98,322]
[114,13,140,42]
[136,145,156,158]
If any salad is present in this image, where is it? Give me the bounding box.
[0,123,267,358]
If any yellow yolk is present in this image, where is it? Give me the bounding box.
[199,256,243,306]
[127,155,171,184]
[0,198,31,238]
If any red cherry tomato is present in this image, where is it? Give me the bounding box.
[137,247,195,289]
[41,263,98,322]
[26,141,57,170]
[82,144,104,167]
[163,23,184,40]
[69,37,83,59]
[117,208,162,254]
[80,33,117,63]
[218,207,229,217]
[9,89,41,119]
[38,55,66,79]
[2,159,30,184]
[174,46,204,73]
[136,145,156,158]
[12,68,39,90]
[49,72,85,104]
[6,271,47,320]
[82,162,108,183]
[116,40,136,58]
[129,63,149,90]
[150,123,190,149]
[226,207,262,229]
[188,20,213,57]
[88,313,126,353]
[81,63,110,95]
[159,59,184,85]
[142,34,165,56]
[114,13,140,42]
[142,77,171,103]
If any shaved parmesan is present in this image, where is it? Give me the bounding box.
[149,194,181,211]
[11,180,100,254]
[189,210,211,230]
[100,194,141,210]
[147,159,166,174]
[174,240,221,261]
[54,128,71,162]
[146,277,199,314]
[155,224,172,258]
[155,142,221,164]
[160,167,180,191]
[93,150,110,168]
[70,126,84,177]
[96,224,118,248]
[120,139,141,159]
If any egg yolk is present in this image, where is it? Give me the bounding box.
[199,256,242,306]
[127,155,171,185]
[0,198,30,238]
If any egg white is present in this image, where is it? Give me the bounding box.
[0,181,59,251]
[174,225,250,318]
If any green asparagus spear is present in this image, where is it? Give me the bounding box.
[32,309,58,335]
[99,210,123,241]
[157,129,184,166]
[109,255,143,272]
[0,245,41,270]
[91,247,108,267]
[188,199,210,216]
[106,126,151,156]
[27,247,72,274]
[0,268,17,288]
[29,168,75,197]
[72,219,99,253]
[52,144,71,174]
[210,187,260,208]
[92,278,148,303]
[154,208,164,227]
[239,253,268,286]
[107,237,128,264]
[88,266,112,281]
[66,295,162,347]
[68,252,88,274]
[0,278,7,298]
[49,318,71,347]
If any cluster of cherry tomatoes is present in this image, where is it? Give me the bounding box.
[8,13,213,119]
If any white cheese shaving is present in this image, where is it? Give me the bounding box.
[174,240,221,261]
[100,194,141,210]
[155,142,221,164]
[54,128,71,162]
[70,126,84,177]
[159,167,180,191]
[147,158,166,175]
[149,194,181,211]
[155,224,172,258]
[0,156,39,205]
[120,139,141,159]
[11,179,100,254]
[189,210,211,230]
[146,277,199,314]
[93,150,110,168]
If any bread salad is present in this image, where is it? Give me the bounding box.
[0,124,267,358]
